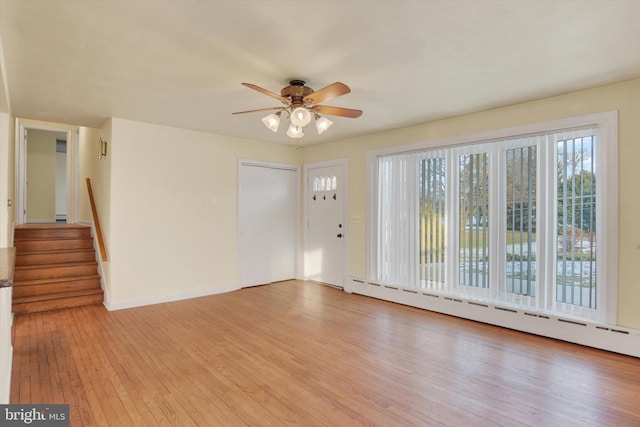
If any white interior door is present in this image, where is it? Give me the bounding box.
[305,163,345,287]
[269,168,297,282]
[239,163,298,287]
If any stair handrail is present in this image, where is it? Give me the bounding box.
[86,178,108,262]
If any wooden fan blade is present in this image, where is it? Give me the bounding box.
[242,83,290,104]
[311,105,363,118]
[303,82,350,105]
[232,107,284,115]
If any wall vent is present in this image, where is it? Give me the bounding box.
[558,318,587,327]
[495,306,518,314]
[524,312,550,319]
[611,329,630,335]
[422,293,439,298]
[469,301,489,308]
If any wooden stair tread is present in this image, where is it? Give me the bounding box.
[12,293,104,313]
[13,275,101,286]
[14,236,93,242]
[15,224,89,229]
[15,261,97,270]
[15,248,95,255]
[13,238,93,245]
[15,249,96,265]
[14,225,92,241]
[13,276,101,299]
[13,288,103,304]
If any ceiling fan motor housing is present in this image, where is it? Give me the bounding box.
[281,80,314,106]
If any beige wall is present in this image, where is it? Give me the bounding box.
[0,13,13,246]
[106,118,301,307]
[77,121,113,294]
[301,77,640,329]
[0,112,13,247]
[26,129,56,221]
[78,124,109,287]
[78,126,104,223]
[76,124,112,299]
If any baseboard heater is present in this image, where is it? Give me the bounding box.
[344,277,639,358]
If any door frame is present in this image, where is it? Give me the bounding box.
[15,118,79,224]
[238,159,301,285]
[303,158,348,287]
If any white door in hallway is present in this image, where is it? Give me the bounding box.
[305,163,345,287]
[239,162,298,287]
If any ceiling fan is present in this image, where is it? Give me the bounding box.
[232,79,363,139]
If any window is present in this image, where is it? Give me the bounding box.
[459,151,490,289]
[420,156,446,285]
[371,112,617,323]
[505,144,536,298]
[312,175,337,192]
[556,135,597,309]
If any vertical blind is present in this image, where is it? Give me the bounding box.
[459,152,490,289]
[419,156,446,285]
[377,153,412,285]
[505,145,537,297]
[375,125,600,318]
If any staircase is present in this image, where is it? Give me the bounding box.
[13,224,104,314]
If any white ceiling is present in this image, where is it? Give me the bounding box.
[1,0,640,146]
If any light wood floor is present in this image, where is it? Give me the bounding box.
[10,280,640,426]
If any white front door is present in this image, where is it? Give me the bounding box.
[239,162,298,287]
[305,163,346,287]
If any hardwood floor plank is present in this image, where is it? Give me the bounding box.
[10,280,640,426]
[58,309,110,427]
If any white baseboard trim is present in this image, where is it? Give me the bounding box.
[105,285,240,311]
[345,277,640,358]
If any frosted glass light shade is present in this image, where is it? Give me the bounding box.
[315,116,333,134]
[286,124,304,139]
[261,113,280,132]
[290,107,312,127]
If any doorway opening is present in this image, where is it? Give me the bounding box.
[16,120,78,225]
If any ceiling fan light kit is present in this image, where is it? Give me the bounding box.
[233,79,362,140]
[261,112,281,132]
[314,115,333,134]
[290,106,312,127]
[286,124,304,139]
